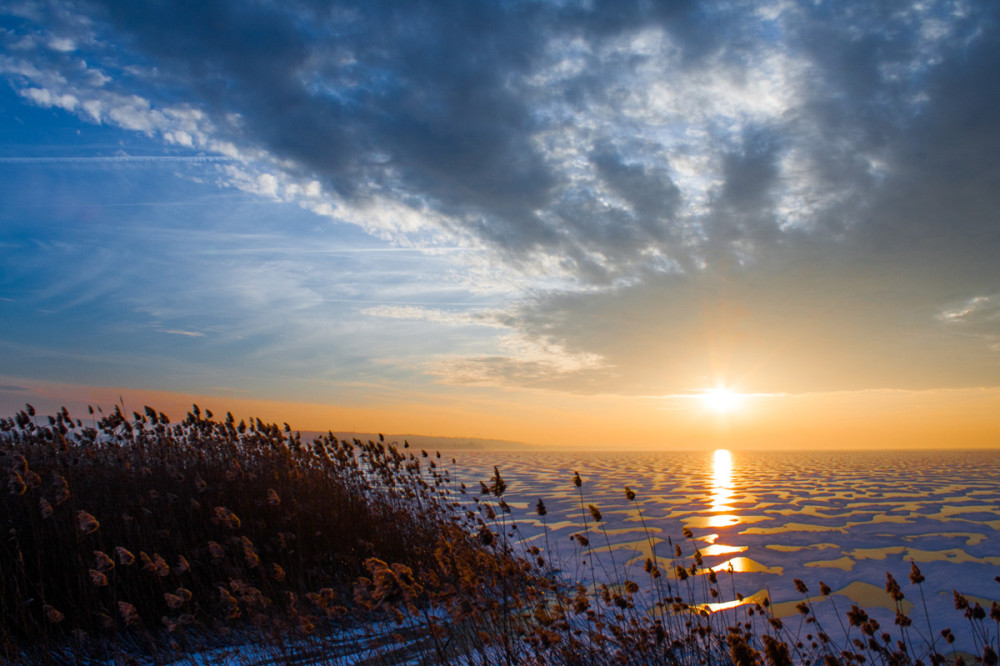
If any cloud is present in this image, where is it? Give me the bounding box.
[7,0,990,272]
[937,297,995,323]
[3,0,1000,397]
[0,0,817,278]
[362,305,608,389]
[360,305,505,328]
[937,295,1000,352]
[429,330,607,391]
[161,329,205,338]
[22,86,77,110]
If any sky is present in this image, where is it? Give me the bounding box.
[1,0,998,449]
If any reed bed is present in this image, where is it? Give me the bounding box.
[0,403,543,664]
[2,404,998,665]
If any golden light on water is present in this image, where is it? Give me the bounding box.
[702,589,772,613]
[710,557,783,575]
[700,543,747,556]
[711,449,733,512]
[686,514,742,528]
[707,448,740,527]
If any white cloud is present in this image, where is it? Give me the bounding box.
[164,130,193,147]
[47,36,75,52]
[162,329,205,338]
[937,296,995,323]
[9,34,37,50]
[426,332,607,389]
[361,305,505,328]
[256,173,278,198]
[80,99,101,121]
[22,86,78,111]
[935,295,1000,354]
[496,331,605,374]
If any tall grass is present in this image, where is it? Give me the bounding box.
[0,403,543,663]
[2,404,998,665]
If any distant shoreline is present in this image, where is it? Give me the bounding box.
[301,430,535,451]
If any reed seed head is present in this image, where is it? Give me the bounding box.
[9,472,27,496]
[115,546,135,566]
[43,605,64,624]
[118,601,139,626]
[76,510,99,534]
[885,573,904,601]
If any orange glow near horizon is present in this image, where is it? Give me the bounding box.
[2,375,1000,450]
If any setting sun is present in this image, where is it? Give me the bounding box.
[700,387,743,414]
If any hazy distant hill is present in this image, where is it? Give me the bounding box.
[297,431,533,451]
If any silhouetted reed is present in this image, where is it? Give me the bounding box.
[0,403,541,663]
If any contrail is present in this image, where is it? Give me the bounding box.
[0,155,234,164]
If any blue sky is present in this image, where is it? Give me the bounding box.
[1,0,998,446]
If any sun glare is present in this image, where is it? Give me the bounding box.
[701,387,743,414]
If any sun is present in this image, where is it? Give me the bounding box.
[700,387,743,414]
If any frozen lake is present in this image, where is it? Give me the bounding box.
[448,448,1000,654]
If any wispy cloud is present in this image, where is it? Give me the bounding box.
[936,295,1000,353]
[161,329,205,338]
[360,305,505,328]
[937,296,998,324]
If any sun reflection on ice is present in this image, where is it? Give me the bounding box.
[711,448,735,514]
[700,543,747,556]
[685,449,743,528]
